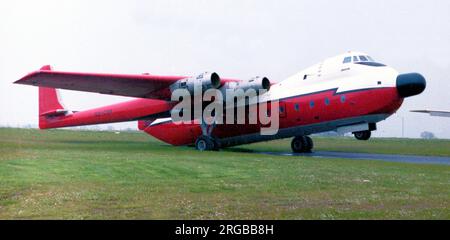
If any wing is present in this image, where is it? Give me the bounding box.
[14,65,187,100]
[411,110,450,117]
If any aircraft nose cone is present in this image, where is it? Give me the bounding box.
[396,73,426,98]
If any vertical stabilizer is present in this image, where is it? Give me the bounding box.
[37,65,69,128]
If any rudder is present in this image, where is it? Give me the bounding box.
[38,65,69,128]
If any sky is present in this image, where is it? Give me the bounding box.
[0,0,449,138]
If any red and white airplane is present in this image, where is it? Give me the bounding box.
[15,52,426,152]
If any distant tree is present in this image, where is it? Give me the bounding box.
[420,131,436,139]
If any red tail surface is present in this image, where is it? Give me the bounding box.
[38,66,68,128]
[38,66,64,115]
[39,87,66,115]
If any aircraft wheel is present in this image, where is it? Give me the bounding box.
[304,136,314,152]
[195,136,215,151]
[291,136,309,153]
[292,136,314,153]
[354,130,371,140]
[291,136,304,153]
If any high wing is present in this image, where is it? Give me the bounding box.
[15,65,186,100]
[411,110,450,117]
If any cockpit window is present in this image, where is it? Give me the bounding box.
[356,55,385,66]
[343,56,352,63]
[343,54,384,66]
[349,54,386,66]
[359,56,369,62]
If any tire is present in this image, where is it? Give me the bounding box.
[292,136,314,153]
[195,136,215,151]
[304,136,314,152]
[354,130,371,140]
[291,136,304,153]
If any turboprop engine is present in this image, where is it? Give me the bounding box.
[222,76,271,94]
[170,72,221,95]
[218,76,271,108]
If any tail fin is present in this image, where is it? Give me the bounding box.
[39,87,67,116]
[38,65,69,129]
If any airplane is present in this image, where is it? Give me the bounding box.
[411,110,450,117]
[15,51,426,152]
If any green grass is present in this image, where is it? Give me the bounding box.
[247,136,450,157]
[0,128,449,219]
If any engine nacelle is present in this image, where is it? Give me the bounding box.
[170,72,221,95]
[226,76,271,93]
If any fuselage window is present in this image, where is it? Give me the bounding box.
[303,74,307,80]
[309,101,315,108]
[325,98,330,105]
[353,56,358,62]
[343,56,352,63]
[359,56,369,62]
[279,106,285,113]
[340,95,346,103]
[294,103,300,111]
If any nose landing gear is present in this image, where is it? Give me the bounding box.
[291,136,314,153]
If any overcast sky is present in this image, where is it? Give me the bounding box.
[1,0,449,138]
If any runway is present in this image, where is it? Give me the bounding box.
[259,151,450,165]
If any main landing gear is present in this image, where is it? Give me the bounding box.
[291,136,314,153]
[195,117,219,151]
[195,136,219,151]
[353,130,371,140]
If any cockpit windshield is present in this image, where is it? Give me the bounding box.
[358,56,369,62]
[343,56,351,63]
[342,55,386,67]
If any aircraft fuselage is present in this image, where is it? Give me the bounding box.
[144,52,424,147]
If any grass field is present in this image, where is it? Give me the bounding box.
[0,128,449,219]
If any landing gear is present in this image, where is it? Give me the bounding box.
[195,117,220,151]
[291,136,314,153]
[195,136,216,151]
[354,130,371,140]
